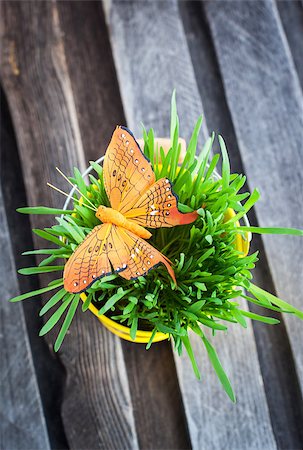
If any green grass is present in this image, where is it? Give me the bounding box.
[10,92,303,402]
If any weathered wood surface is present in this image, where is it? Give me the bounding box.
[56,1,125,160]
[1,85,68,450]
[276,0,303,88]
[204,0,303,396]
[104,1,277,449]
[104,0,208,143]
[180,2,303,447]
[0,2,138,449]
[122,340,191,450]
[0,186,50,449]
[1,1,303,449]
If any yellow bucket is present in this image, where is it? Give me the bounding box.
[80,296,168,343]
[80,207,250,343]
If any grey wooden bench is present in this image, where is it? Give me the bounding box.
[1,1,302,449]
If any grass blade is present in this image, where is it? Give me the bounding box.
[187,116,203,166]
[181,334,201,380]
[22,249,70,256]
[39,255,58,267]
[146,328,157,350]
[218,135,230,189]
[54,295,80,351]
[40,288,67,316]
[73,167,87,194]
[89,161,103,178]
[249,284,303,320]
[201,333,236,402]
[204,154,220,181]
[170,89,178,143]
[39,294,74,336]
[130,316,138,340]
[198,316,227,330]
[57,218,83,244]
[17,207,73,215]
[9,281,63,302]
[239,309,280,325]
[226,189,260,223]
[33,229,65,247]
[18,266,64,275]
[82,293,92,312]
[237,226,303,236]
[98,290,131,315]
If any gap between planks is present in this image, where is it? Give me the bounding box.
[179,1,303,447]
[104,1,277,449]
[0,2,138,449]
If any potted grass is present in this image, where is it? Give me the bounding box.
[11,93,303,401]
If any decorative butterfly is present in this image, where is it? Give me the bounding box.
[63,126,198,293]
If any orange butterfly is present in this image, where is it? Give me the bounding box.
[63,126,198,293]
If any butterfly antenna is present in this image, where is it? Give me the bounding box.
[55,167,97,211]
[47,182,97,212]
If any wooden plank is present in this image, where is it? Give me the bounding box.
[1,83,68,449]
[276,0,303,88]
[204,0,303,394]
[104,1,277,449]
[0,2,138,449]
[103,0,208,143]
[179,2,303,447]
[121,340,191,450]
[0,187,50,450]
[178,1,244,172]
[56,0,125,160]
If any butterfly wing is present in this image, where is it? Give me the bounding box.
[124,178,198,228]
[64,224,129,293]
[103,126,155,213]
[117,228,176,283]
[103,126,197,228]
[64,223,175,293]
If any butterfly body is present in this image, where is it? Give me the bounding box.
[63,126,198,294]
[96,205,151,239]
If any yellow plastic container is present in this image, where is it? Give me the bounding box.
[80,207,250,343]
[80,295,168,343]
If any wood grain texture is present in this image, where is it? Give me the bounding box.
[1,85,68,450]
[247,235,303,447]
[122,340,191,450]
[177,313,277,450]
[204,0,303,394]
[104,1,276,449]
[276,0,303,88]
[56,1,125,160]
[0,2,138,449]
[104,0,208,142]
[180,3,303,447]
[0,186,50,450]
[178,1,243,171]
